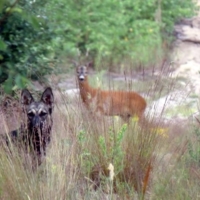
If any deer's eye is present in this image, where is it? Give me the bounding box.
[28,112,35,117]
[39,111,47,117]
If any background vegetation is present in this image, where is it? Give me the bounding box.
[0,0,196,93]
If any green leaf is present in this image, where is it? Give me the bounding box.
[5,7,22,13]
[30,16,40,29]
[0,0,6,12]
[3,77,13,94]
[0,38,7,51]
[15,74,29,89]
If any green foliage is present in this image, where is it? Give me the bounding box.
[0,0,196,93]
[45,0,195,67]
[77,123,127,178]
[161,0,196,33]
[0,1,55,94]
[98,124,127,173]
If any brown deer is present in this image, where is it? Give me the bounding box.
[76,64,147,121]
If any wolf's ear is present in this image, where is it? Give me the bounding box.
[41,87,54,109]
[21,89,34,105]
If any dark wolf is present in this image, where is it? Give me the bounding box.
[7,87,54,160]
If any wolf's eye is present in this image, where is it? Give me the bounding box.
[39,111,47,117]
[28,112,35,117]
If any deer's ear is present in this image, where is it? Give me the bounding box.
[21,89,34,105]
[86,61,93,68]
[41,87,54,107]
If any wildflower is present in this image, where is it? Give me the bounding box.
[124,37,128,41]
[107,163,115,181]
[154,128,168,138]
[132,115,139,122]
[114,115,120,121]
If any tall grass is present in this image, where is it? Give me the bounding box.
[0,67,199,199]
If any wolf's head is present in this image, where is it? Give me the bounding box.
[21,87,54,132]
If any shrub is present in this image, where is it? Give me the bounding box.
[45,0,196,68]
[0,1,55,94]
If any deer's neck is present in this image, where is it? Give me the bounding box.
[78,78,96,105]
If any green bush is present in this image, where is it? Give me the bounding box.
[45,0,196,68]
[0,1,54,94]
[0,0,197,93]
[161,0,196,32]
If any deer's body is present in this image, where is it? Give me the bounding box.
[77,65,146,120]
